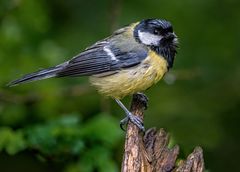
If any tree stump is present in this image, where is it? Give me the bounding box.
[121,93,205,172]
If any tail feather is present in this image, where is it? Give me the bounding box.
[7,64,65,87]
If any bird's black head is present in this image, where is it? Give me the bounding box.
[134,19,178,68]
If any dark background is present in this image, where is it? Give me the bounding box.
[0,0,240,171]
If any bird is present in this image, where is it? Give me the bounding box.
[7,19,178,131]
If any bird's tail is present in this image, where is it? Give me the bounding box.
[7,63,66,87]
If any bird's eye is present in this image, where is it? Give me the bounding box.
[165,26,173,33]
[153,29,160,35]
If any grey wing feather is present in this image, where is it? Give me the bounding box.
[57,41,112,77]
[57,40,148,77]
[7,28,148,86]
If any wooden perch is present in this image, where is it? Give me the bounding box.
[121,93,205,172]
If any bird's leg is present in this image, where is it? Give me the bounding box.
[115,98,145,132]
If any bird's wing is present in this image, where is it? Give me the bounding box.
[57,39,148,77]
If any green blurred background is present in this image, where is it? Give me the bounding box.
[0,0,240,171]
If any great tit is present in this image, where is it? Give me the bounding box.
[8,19,178,131]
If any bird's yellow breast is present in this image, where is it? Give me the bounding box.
[90,51,168,99]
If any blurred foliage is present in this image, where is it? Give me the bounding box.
[0,114,122,172]
[0,0,240,171]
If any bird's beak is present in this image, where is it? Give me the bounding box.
[166,32,176,41]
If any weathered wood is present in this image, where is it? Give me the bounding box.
[121,93,205,172]
[121,93,148,172]
[175,147,204,172]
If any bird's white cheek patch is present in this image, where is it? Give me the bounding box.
[103,46,118,61]
[138,31,162,46]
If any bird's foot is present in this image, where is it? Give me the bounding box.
[120,112,145,132]
[135,92,149,110]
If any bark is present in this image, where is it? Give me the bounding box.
[121,93,205,172]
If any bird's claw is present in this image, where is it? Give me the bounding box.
[120,112,145,132]
[135,92,149,110]
[120,117,129,131]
